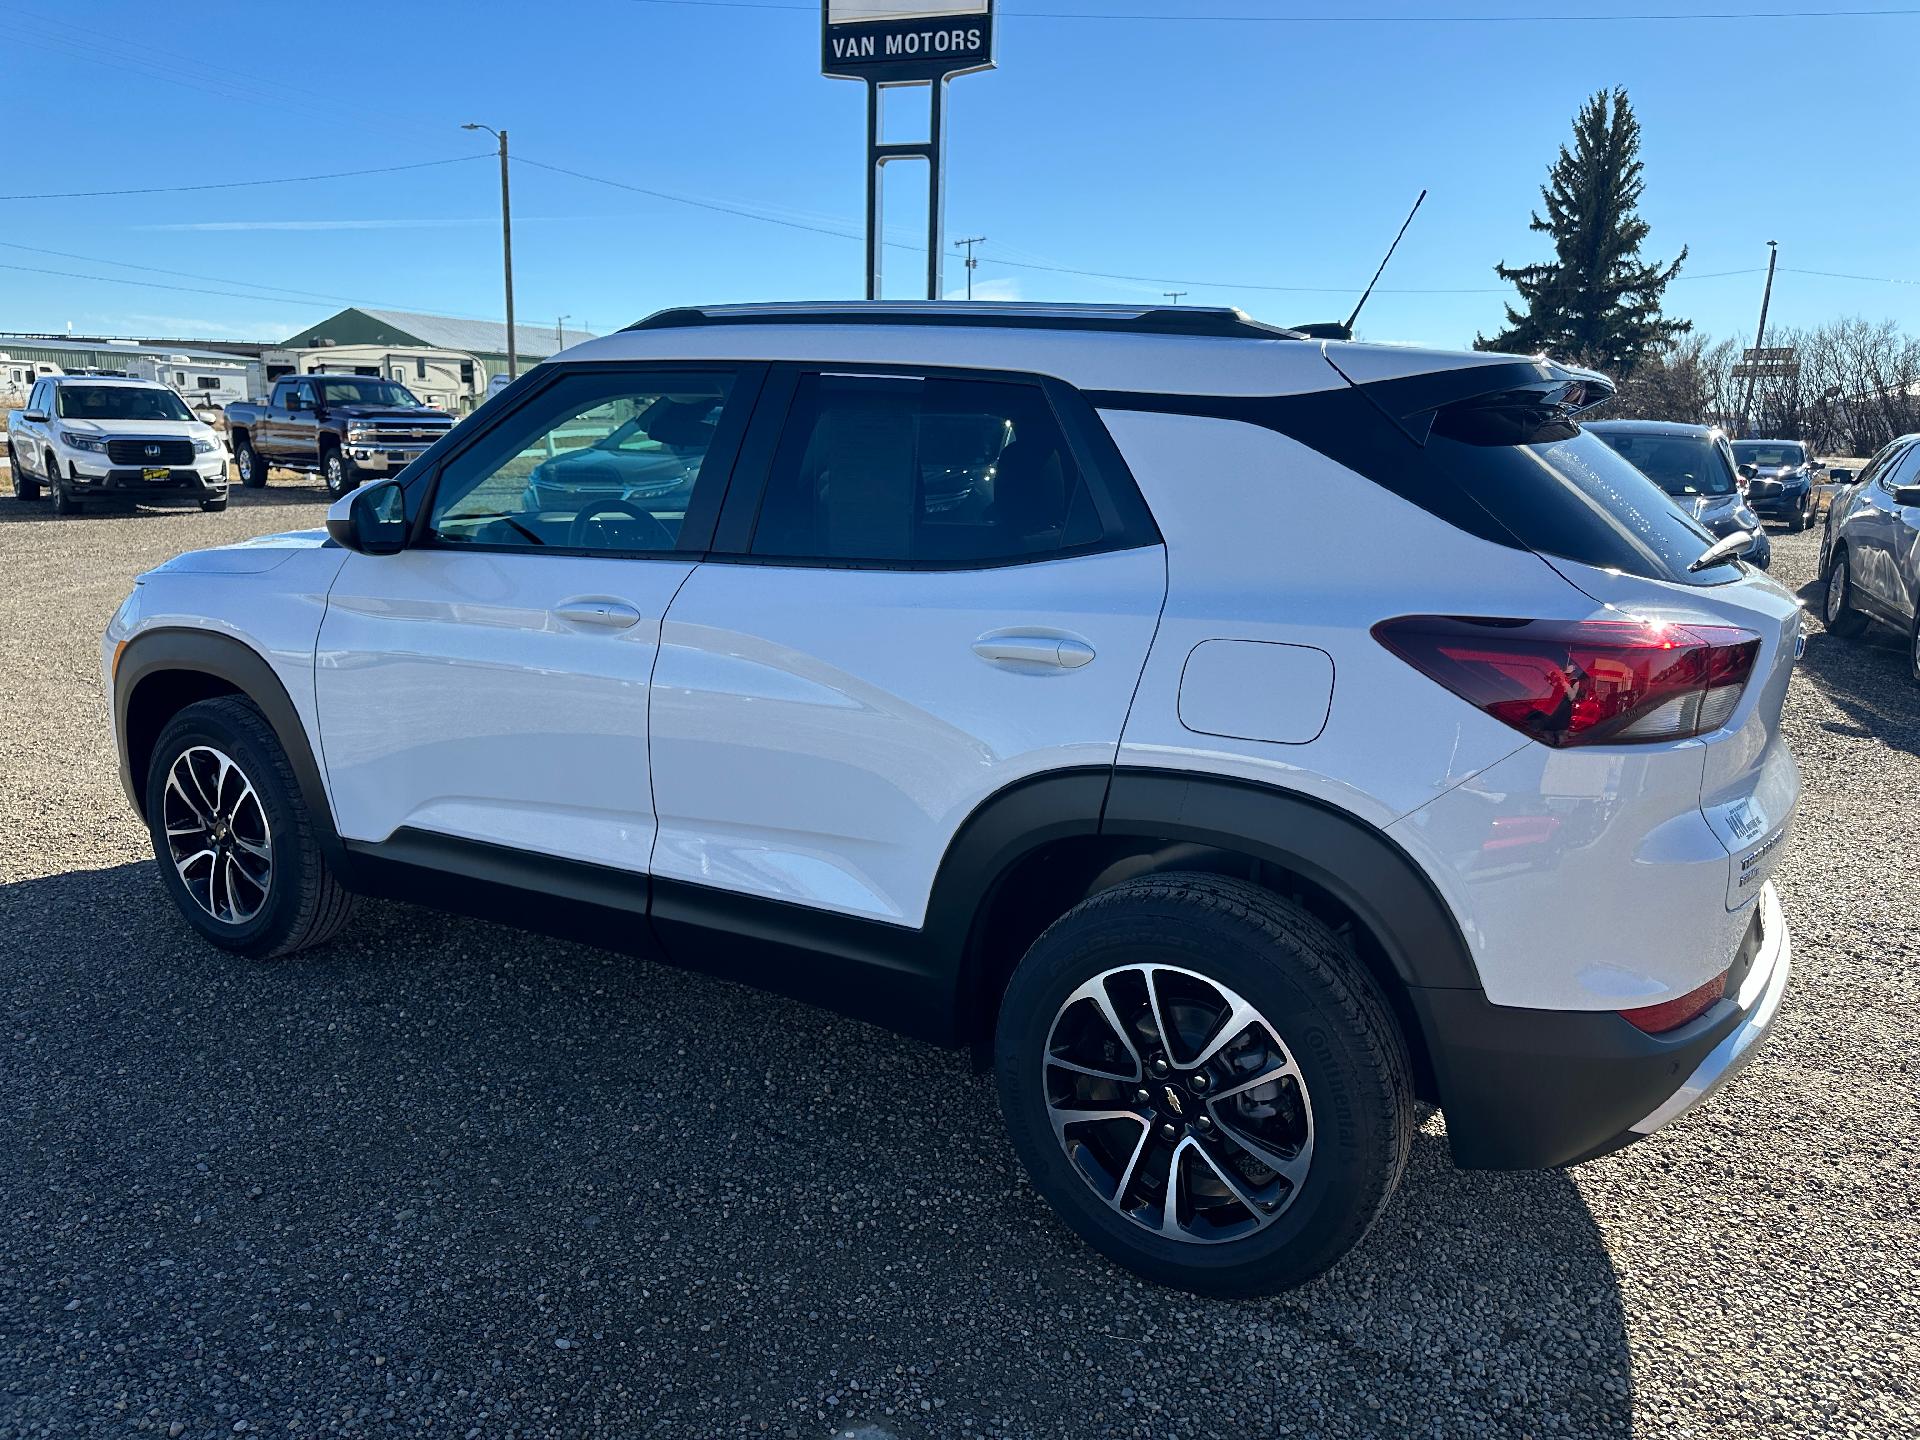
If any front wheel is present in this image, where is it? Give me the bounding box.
[322,446,355,499]
[145,696,358,958]
[49,471,79,515]
[1824,548,1870,638]
[994,873,1412,1296]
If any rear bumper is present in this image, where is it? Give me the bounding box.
[1415,882,1791,1169]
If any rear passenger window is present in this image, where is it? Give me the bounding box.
[749,374,1106,566]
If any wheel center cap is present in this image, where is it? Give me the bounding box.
[1162,1085,1184,1117]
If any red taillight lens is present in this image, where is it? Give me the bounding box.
[1373,616,1760,748]
[1620,970,1729,1033]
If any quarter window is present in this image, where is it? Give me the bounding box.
[749,373,1105,566]
[427,370,736,554]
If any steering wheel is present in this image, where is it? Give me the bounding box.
[566,498,675,552]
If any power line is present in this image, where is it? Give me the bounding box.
[1784,266,1920,287]
[0,262,504,326]
[628,0,1920,21]
[511,154,870,242]
[0,154,491,203]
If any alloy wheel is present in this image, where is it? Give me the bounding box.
[162,745,272,925]
[1042,963,1314,1245]
[325,454,347,496]
[1825,557,1848,624]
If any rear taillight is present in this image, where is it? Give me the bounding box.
[1620,970,1728,1033]
[1373,616,1760,748]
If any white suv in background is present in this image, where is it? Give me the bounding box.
[8,374,229,514]
[104,303,1798,1294]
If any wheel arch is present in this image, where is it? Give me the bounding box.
[932,767,1480,1098]
[116,628,341,860]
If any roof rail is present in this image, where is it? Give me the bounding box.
[624,301,1303,342]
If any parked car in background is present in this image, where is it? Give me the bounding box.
[225,375,455,499]
[105,302,1799,1295]
[1731,439,1818,531]
[1812,461,1857,520]
[1819,432,1920,682]
[1586,420,1771,569]
[6,375,228,515]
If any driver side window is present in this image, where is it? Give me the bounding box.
[427,370,738,555]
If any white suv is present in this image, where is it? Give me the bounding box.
[104,303,1798,1294]
[9,374,229,514]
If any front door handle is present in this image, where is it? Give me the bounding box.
[972,632,1096,670]
[554,598,642,630]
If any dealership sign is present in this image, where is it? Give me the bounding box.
[822,0,995,84]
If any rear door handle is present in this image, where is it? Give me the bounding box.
[972,633,1096,670]
[554,598,642,629]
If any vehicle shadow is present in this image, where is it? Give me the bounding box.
[0,480,330,524]
[0,863,1632,1439]
[1792,574,1919,758]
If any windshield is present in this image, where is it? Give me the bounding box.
[1588,430,1737,498]
[55,385,194,423]
[1732,441,1806,469]
[316,379,423,408]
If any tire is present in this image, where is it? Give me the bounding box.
[8,441,41,500]
[994,872,1413,1296]
[233,436,265,488]
[1823,547,1870,638]
[49,467,78,515]
[321,444,355,499]
[1909,614,1920,687]
[144,696,358,959]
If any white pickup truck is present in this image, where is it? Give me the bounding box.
[7,374,229,515]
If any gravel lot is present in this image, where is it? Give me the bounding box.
[2,483,1916,1439]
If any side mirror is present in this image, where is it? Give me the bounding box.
[20,409,47,423]
[1738,462,1759,480]
[1829,468,1854,485]
[1894,485,1920,509]
[326,479,407,555]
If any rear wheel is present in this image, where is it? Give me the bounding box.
[233,436,265,488]
[1824,547,1870,638]
[8,442,40,500]
[994,872,1412,1296]
[144,696,358,958]
[1909,614,1920,686]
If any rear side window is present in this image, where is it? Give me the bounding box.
[749,374,1106,567]
[1431,427,1732,585]
[1590,430,1737,498]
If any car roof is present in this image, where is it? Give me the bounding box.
[1585,418,1723,440]
[49,374,168,386]
[566,302,1549,400]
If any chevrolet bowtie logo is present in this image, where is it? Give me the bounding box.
[1163,1086,1183,1116]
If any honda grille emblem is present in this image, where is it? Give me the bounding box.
[144,444,161,458]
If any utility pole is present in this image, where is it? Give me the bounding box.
[556,314,571,352]
[954,236,987,300]
[1164,291,1188,304]
[463,122,517,380]
[1739,240,1779,437]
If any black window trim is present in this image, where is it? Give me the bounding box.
[399,359,768,562]
[705,359,1161,574]
[1873,438,1920,497]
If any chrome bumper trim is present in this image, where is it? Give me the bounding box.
[1631,883,1791,1136]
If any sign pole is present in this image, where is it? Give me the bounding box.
[822,2,995,303]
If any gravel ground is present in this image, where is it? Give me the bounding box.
[1,484,1915,1439]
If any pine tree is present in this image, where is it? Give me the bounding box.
[1477,88,1689,376]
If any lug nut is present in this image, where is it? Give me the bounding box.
[1195,1116,1214,1134]
[1189,1073,1211,1093]
[1148,1057,1171,1077]
[1133,1089,1151,1106]
[1158,1122,1178,1142]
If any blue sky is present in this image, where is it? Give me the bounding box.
[4,1,1916,352]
